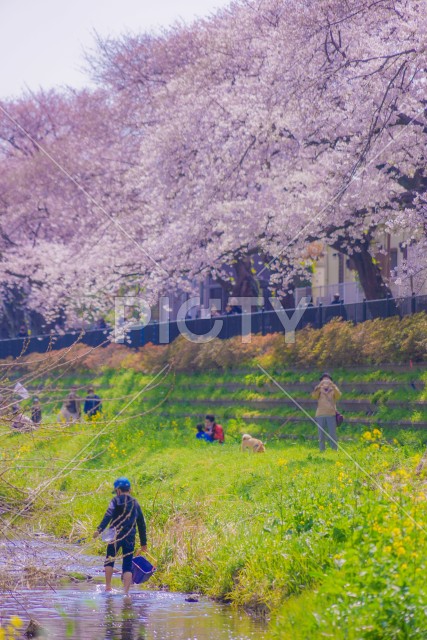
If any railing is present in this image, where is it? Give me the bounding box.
[1,293,426,360]
[295,281,365,305]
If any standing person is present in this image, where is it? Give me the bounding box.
[95,317,107,330]
[31,397,42,424]
[205,414,225,444]
[228,297,242,314]
[84,387,102,419]
[17,324,29,338]
[312,373,341,451]
[327,293,347,322]
[93,477,147,596]
[210,306,221,318]
[59,390,81,423]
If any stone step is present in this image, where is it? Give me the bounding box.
[155,396,427,412]
[154,411,427,430]
[175,381,426,393]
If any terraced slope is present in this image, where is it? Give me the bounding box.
[13,365,427,443]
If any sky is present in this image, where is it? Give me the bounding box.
[0,0,232,99]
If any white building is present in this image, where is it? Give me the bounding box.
[163,231,426,319]
[297,231,427,305]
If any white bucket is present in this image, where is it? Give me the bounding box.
[101,527,116,543]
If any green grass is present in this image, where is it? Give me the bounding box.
[15,366,427,430]
[2,364,427,638]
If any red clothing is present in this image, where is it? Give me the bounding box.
[213,423,224,443]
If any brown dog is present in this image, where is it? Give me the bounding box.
[241,434,265,453]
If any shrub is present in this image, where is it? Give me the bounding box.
[7,312,426,374]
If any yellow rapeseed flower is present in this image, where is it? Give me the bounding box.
[396,468,410,479]
[10,616,23,628]
[396,546,406,556]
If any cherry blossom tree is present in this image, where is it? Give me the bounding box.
[0,0,426,330]
[0,88,158,331]
[92,0,426,300]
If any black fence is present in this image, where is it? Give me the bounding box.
[1,293,426,360]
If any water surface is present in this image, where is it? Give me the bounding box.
[1,584,267,639]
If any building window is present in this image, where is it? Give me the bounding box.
[390,248,398,274]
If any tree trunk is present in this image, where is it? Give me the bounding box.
[214,256,263,310]
[331,236,400,316]
[347,249,392,300]
[231,257,260,299]
[331,238,393,301]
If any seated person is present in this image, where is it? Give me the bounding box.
[60,391,81,423]
[196,424,213,442]
[11,404,35,432]
[84,387,102,418]
[205,414,225,444]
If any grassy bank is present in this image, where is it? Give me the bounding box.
[1,358,427,638]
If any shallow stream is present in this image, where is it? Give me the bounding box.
[1,585,266,639]
[0,537,267,639]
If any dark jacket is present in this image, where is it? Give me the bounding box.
[84,393,102,416]
[97,494,147,546]
[31,407,42,424]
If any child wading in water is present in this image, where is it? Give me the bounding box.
[93,477,147,596]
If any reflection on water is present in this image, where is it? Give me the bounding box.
[105,596,146,640]
[1,585,266,640]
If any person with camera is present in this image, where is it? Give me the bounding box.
[312,373,342,451]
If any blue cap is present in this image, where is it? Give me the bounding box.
[112,477,131,493]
